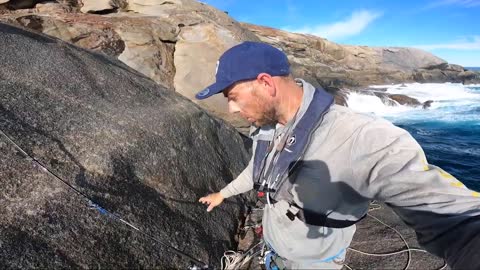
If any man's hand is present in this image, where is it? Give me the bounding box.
[199,192,225,212]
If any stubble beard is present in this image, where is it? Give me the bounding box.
[254,104,277,127]
[250,85,277,127]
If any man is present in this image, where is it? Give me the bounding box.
[197,41,480,269]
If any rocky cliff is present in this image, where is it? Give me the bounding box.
[243,23,480,89]
[1,0,478,130]
[0,22,249,269]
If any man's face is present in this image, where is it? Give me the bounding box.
[223,81,276,127]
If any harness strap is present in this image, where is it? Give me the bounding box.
[286,202,366,228]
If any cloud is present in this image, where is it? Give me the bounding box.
[412,36,480,50]
[284,10,382,41]
[425,0,480,9]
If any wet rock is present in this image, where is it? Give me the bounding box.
[388,94,422,106]
[423,100,433,109]
[371,92,398,107]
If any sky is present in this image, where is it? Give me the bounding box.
[201,0,480,67]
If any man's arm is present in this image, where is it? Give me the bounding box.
[219,152,254,198]
[199,142,255,211]
[351,119,480,269]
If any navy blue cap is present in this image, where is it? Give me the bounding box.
[195,41,290,100]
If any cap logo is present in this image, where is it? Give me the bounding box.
[215,61,219,75]
[197,88,210,97]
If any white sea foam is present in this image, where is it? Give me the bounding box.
[346,83,480,124]
[345,92,414,115]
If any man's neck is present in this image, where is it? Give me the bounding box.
[277,83,304,125]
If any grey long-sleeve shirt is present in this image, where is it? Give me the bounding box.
[220,79,480,269]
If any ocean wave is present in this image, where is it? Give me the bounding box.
[347,83,480,124]
[368,82,479,102]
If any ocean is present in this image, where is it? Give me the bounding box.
[346,82,480,191]
[466,67,480,71]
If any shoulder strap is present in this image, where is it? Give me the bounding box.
[270,87,334,198]
[253,87,334,188]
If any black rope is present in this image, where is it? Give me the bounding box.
[0,129,209,269]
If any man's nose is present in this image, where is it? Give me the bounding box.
[228,100,241,114]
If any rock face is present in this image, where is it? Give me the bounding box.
[0,22,250,269]
[347,204,447,270]
[0,10,178,90]
[0,0,257,132]
[1,0,478,131]
[0,0,41,10]
[243,23,480,89]
[80,0,127,14]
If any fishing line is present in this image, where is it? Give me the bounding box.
[0,128,209,269]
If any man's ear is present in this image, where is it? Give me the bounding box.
[256,73,276,97]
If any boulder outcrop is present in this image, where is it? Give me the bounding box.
[0,22,249,269]
[243,23,480,89]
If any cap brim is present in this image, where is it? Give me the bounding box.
[195,81,233,100]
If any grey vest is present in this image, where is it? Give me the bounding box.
[252,88,365,228]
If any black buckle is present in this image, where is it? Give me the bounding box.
[286,210,296,221]
[253,183,276,193]
[253,183,262,191]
